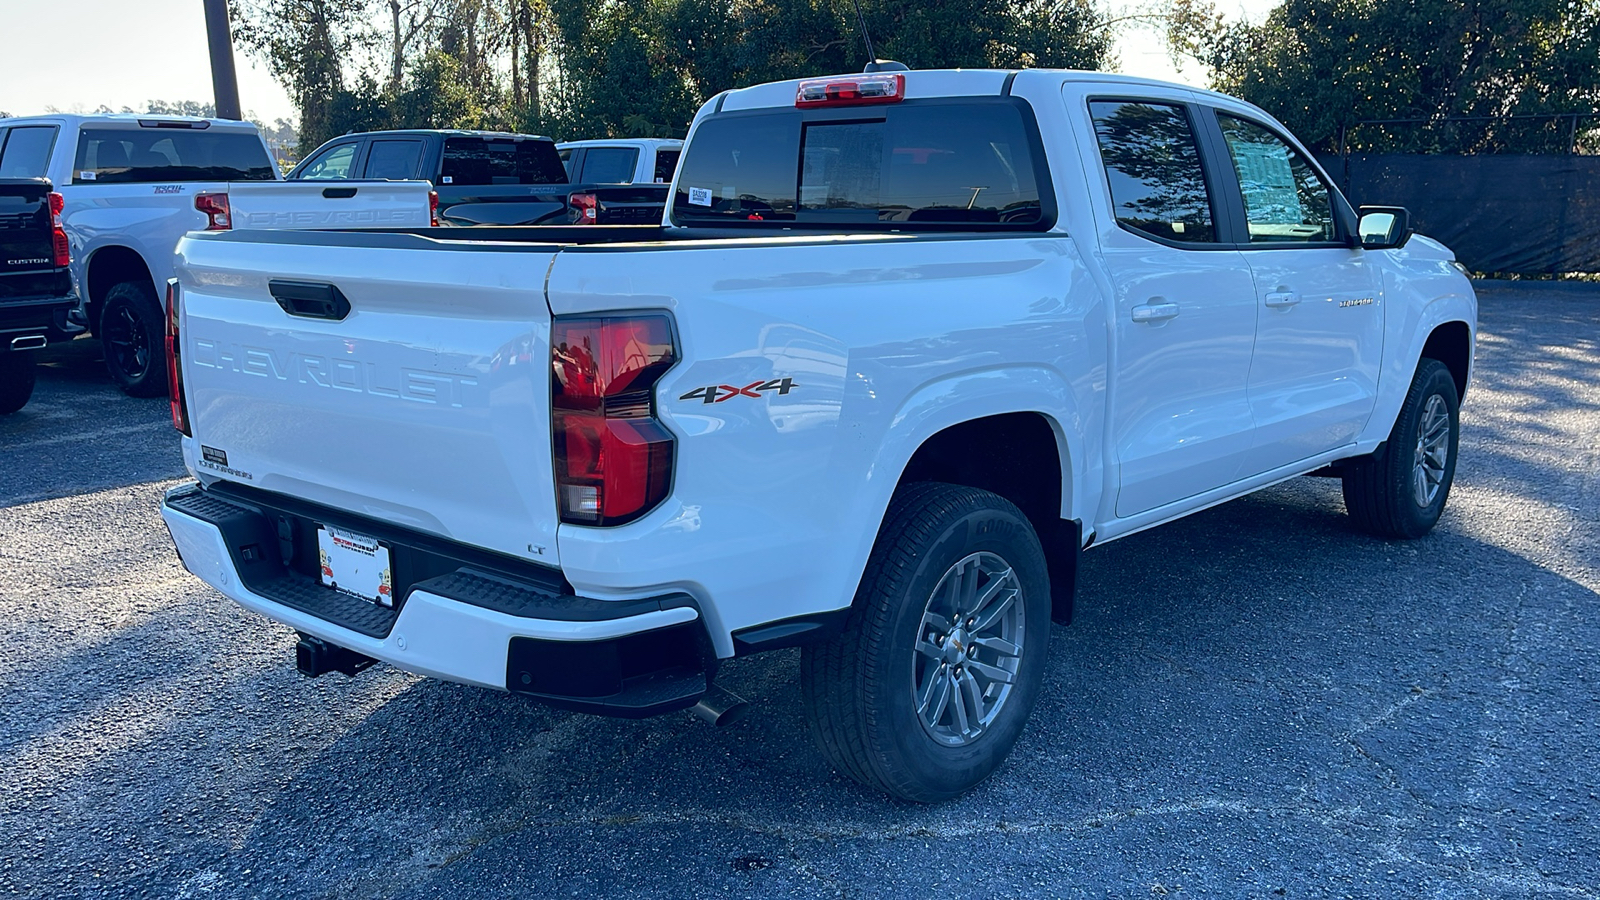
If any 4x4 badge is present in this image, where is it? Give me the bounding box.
[679,378,798,404]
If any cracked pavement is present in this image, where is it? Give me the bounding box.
[1,281,1597,898]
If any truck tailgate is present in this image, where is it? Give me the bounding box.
[227,181,433,229]
[175,232,563,564]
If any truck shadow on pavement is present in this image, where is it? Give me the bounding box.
[7,282,1598,898]
[26,476,1590,900]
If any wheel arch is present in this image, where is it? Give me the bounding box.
[1359,290,1477,448]
[896,411,1082,624]
[84,245,154,330]
[1421,319,1472,401]
[861,367,1089,626]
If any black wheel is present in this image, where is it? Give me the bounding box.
[1342,358,1461,538]
[800,482,1052,802]
[0,352,36,414]
[100,280,167,398]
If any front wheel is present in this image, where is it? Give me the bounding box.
[100,280,167,398]
[800,482,1052,802]
[1342,358,1461,538]
[0,351,37,414]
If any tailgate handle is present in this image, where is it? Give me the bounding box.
[269,280,351,321]
[321,187,358,199]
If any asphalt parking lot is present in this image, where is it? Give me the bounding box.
[1,280,1596,899]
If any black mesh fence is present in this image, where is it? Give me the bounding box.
[1316,114,1600,276]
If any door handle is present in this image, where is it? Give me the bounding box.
[1131,301,1180,323]
[269,280,352,321]
[322,187,358,199]
[1264,290,1301,308]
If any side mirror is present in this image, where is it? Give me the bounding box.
[1356,206,1413,250]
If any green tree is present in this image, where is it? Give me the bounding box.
[231,0,375,152]
[1168,0,1600,152]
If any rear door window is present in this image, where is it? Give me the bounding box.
[294,141,360,180]
[1089,100,1217,244]
[578,147,639,183]
[0,126,60,179]
[652,148,680,184]
[73,128,275,183]
[363,139,423,180]
[440,137,567,186]
[672,100,1049,229]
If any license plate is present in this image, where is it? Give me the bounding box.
[317,525,393,606]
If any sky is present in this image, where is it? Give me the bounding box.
[0,0,1279,128]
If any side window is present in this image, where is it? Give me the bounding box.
[652,148,680,184]
[1089,100,1216,244]
[0,125,60,179]
[558,148,576,180]
[579,147,639,184]
[364,139,423,180]
[1216,114,1335,243]
[296,142,358,180]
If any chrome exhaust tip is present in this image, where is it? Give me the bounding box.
[9,335,47,351]
[691,684,750,727]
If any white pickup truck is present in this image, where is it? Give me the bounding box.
[0,114,432,395]
[556,138,683,184]
[158,69,1476,801]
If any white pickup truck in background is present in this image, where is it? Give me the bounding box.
[556,138,682,184]
[0,114,432,395]
[158,69,1476,802]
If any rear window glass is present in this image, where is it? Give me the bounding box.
[672,100,1048,229]
[579,147,639,183]
[440,137,566,186]
[73,128,275,183]
[0,126,59,179]
[653,149,680,184]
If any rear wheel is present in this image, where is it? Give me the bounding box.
[800,482,1052,802]
[0,352,36,414]
[100,280,166,398]
[1342,358,1460,538]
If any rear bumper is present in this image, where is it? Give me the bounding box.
[160,482,714,717]
[0,294,78,349]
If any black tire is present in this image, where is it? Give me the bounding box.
[800,482,1052,802]
[1342,358,1461,538]
[100,279,167,398]
[0,351,36,415]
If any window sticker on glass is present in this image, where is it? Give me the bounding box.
[688,186,713,206]
[80,170,96,180]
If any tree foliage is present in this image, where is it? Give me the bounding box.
[232,0,1115,154]
[1167,0,1600,153]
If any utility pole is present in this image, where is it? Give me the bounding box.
[203,0,243,120]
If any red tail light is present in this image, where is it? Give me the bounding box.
[795,73,905,107]
[569,192,598,224]
[165,279,190,436]
[428,189,440,227]
[194,192,231,230]
[551,314,677,525]
[47,191,69,267]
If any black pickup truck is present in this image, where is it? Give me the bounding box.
[0,178,74,414]
[287,129,668,226]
